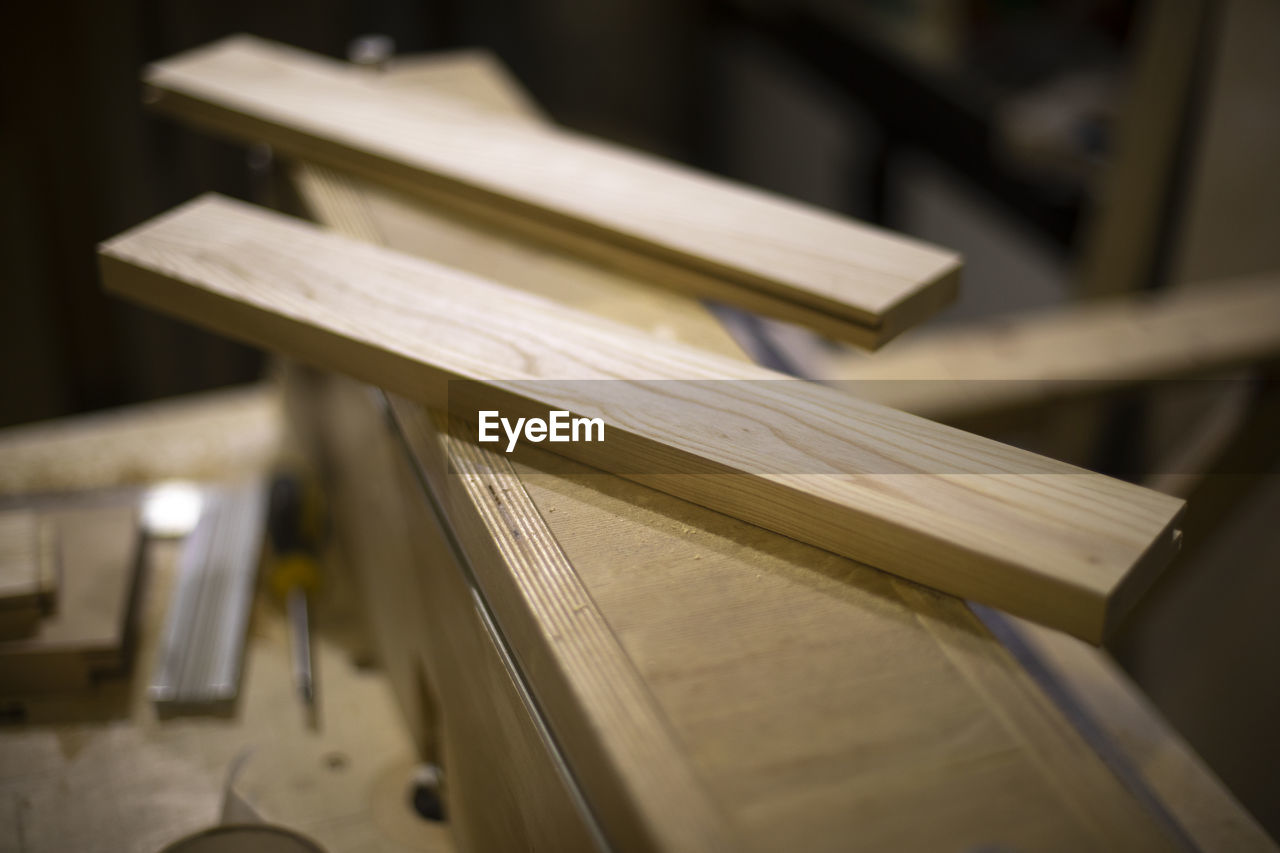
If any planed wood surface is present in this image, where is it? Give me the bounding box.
[813,272,1280,425]
[510,452,1184,852]
[101,195,1184,641]
[288,50,1260,851]
[291,163,748,359]
[142,35,962,347]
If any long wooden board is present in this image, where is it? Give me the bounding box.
[814,272,1280,425]
[100,195,1183,641]
[142,35,961,347]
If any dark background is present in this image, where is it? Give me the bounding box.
[3,0,1279,839]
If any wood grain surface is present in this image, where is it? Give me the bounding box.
[101,195,1183,641]
[142,35,962,347]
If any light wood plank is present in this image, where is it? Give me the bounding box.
[290,164,748,359]
[101,195,1183,641]
[814,272,1280,425]
[0,384,282,497]
[142,35,962,347]
[0,506,141,693]
[300,369,601,852]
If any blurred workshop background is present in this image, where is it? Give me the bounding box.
[3,0,1278,839]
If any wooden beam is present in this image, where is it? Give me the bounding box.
[100,195,1183,641]
[0,506,141,694]
[142,35,961,348]
[813,273,1280,425]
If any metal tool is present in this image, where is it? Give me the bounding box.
[267,473,322,720]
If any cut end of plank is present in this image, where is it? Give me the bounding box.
[1100,521,1186,643]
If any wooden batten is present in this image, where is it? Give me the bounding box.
[99,195,1185,642]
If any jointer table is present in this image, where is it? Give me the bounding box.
[281,51,1275,853]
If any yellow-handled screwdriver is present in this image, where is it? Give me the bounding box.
[267,473,323,721]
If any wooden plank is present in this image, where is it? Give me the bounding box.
[100,195,1183,642]
[0,383,282,497]
[291,163,749,360]
[142,35,962,348]
[0,506,141,693]
[813,272,1280,425]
